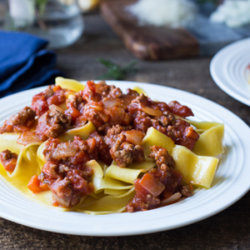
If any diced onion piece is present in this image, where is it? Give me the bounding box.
[51,142,78,160]
[124,130,145,145]
[141,106,162,117]
[17,131,42,146]
[139,173,165,197]
[161,192,182,205]
[103,99,120,109]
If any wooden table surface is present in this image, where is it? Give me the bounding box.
[0,13,249,250]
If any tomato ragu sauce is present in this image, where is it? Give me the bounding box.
[0,81,199,212]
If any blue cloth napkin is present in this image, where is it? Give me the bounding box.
[0,31,62,97]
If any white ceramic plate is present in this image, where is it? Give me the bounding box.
[0,81,249,236]
[210,38,250,106]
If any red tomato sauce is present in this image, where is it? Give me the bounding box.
[0,81,197,210]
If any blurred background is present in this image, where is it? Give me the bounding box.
[1,0,250,52]
[0,0,250,107]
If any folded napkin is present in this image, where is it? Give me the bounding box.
[0,31,62,97]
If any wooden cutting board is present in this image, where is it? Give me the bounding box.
[100,0,199,60]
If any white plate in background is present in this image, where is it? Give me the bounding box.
[0,81,249,236]
[210,38,250,106]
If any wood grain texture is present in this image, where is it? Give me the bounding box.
[0,13,249,250]
[101,0,199,60]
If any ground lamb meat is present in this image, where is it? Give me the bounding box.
[132,111,152,133]
[43,135,110,167]
[104,125,130,146]
[168,100,194,118]
[31,85,66,116]
[96,82,123,99]
[36,105,71,141]
[0,150,18,173]
[109,133,145,167]
[44,139,84,162]
[65,92,86,124]
[158,113,176,126]
[50,175,93,208]
[127,145,190,212]
[0,106,36,133]
[128,94,199,150]
[180,184,193,197]
[50,178,79,207]
[82,81,123,102]
[88,132,112,165]
[149,145,175,170]
[40,137,95,207]
[43,137,89,163]
[80,82,133,132]
[81,101,109,129]
[104,125,145,167]
[149,146,180,189]
[126,182,161,212]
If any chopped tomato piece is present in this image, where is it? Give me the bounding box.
[4,161,16,173]
[52,200,60,207]
[53,85,61,92]
[65,106,81,120]
[28,175,49,193]
[139,173,165,197]
[134,179,149,199]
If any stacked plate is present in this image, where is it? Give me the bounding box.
[210,38,250,106]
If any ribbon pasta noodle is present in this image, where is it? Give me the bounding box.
[0,78,224,214]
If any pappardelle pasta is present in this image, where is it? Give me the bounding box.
[0,78,224,214]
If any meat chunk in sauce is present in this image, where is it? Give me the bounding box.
[65,92,85,124]
[0,106,36,133]
[126,146,191,212]
[150,146,175,170]
[152,118,199,150]
[50,170,93,207]
[168,100,194,118]
[110,137,145,167]
[40,137,95,207]
[36,105,71,141]
[31,86,66,116]
[88,132,112,165]
[128,95,199,150]
[79,81,136,132]
[0,150,18,173]
[105,125,145,167]
[1,81,198,210]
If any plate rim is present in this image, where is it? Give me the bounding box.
[0,81,249,236]
[210,38,250,106]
